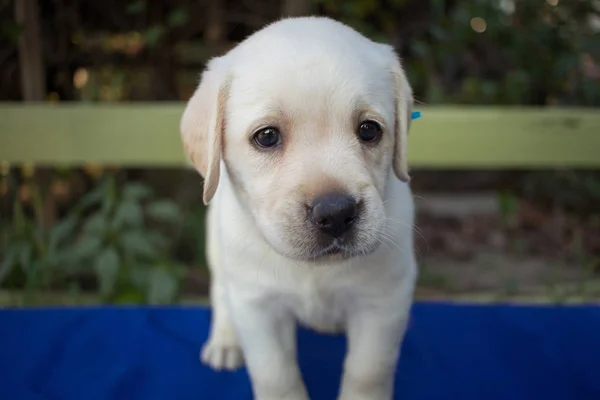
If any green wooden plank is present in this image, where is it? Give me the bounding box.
[0,104,598,167]
[410,106,600,168]
[0,103,187,167]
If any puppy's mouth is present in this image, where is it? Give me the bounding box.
[309,237,364,260]
[322,246,344,256]
[319,240,346,256]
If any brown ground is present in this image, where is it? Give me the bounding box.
[412,194,600,302]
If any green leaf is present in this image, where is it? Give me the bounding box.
[125,0,146,14]
[146,267,178,304]
[0,244,20,284]
[498,191,519,218]
[22,259,42,303]
[120,230,157,258]
[144,25,165,47]
[146,200,181,223]
[75,180,107,212]
[129,264,149,289]
[36,257,55,287]
[100,176,118,216]
[167,8,189,28]
[69,235,103,264]
[147,231,170,251]
[18,242,34,272]
[94,247,120,298]
[113,288,145,305]
[388,0,408,7]
[12,200,28,235]
[123,183,154,201]
[68,282,82,298]
[83,212,108,235]
[112,200,143,229]
[1,20,23,44]
[49,216,78,251]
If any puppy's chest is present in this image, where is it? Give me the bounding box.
[287,281,350,334]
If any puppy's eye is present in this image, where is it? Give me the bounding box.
[357,121,382,143]
[253,127,281,148]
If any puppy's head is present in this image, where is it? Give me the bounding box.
[181,17,414,262]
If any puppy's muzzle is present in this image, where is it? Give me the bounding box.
[307,193,358,238]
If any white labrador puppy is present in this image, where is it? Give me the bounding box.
[180,16,417,400]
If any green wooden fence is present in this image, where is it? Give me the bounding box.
[1,104,599,167]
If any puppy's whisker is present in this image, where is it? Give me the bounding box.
[384,218,428,247]
[382,227,422,256]
[378,229,405,254]
[386,220,426,242]
[379,230,402,250]
[376,236,394,252]
[374,234,394,254]
[377,235,405,257]
[381,194,428,208]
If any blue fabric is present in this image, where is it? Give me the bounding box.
[1,303,599,400]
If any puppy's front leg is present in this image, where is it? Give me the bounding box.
[229,294,308,400]
[201,274,244,370]
[338,310,409,400]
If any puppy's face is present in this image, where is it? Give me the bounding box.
[224,61,396,261]
[181,18,413,262]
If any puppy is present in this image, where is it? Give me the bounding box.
[180,16,417,400]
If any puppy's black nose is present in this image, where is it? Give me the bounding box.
[309,193,358,238]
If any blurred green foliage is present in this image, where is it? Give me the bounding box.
[520,171,600,215]
[0,175,186,305]
[1,0,598,104]
[317,0,600,106]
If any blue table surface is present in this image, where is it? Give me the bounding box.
[1,302,599,400]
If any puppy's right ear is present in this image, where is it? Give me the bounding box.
[180,57,231,205]
[378,43,414,183]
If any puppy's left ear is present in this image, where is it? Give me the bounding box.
[381,45,414,182]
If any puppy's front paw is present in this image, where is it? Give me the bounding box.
[200,338,244,371]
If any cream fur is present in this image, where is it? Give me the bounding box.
[180,16,417,400]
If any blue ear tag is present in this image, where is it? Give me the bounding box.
[411,111,421,120]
